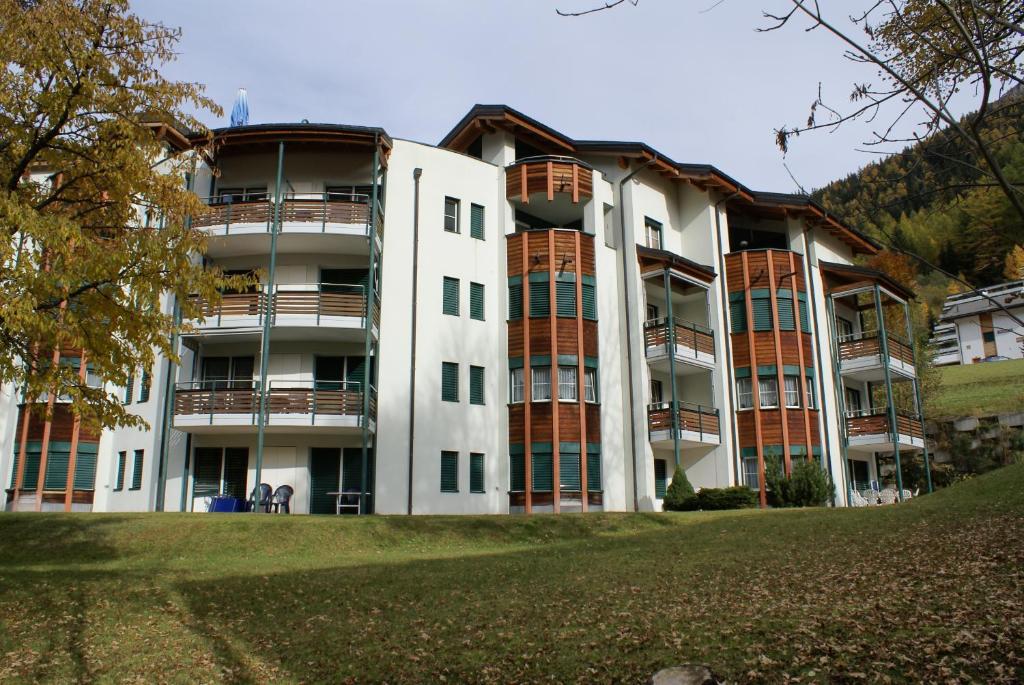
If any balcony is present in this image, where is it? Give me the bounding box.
[643,317,715,370]
[186,283,378,342]
[505,156,593,205]
[192,193,383,257]
[837,330,916,382]
[647,402,721,447]
[845,409,924,452]
[172,381,375,434]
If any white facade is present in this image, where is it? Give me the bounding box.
[929,279,1024,365]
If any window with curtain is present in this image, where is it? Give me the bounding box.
[444,197,460,232]
[806,376,817,408]
[558,366,578,401]
[584,367,598,403]
[784,375,801,408]
[509,368,524,403]
[532,367,551,401]
[759,377,779,408]
[736,378,753,409]
[645,218,663,249]
[743,456,760,490]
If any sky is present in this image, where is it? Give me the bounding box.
[132,0,936,193]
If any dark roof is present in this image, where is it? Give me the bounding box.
[440,105,880,255]
[819,260,915,301]
[636,245,717,283]
[188,122,392,150]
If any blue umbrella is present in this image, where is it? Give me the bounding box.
[229,88,249,127]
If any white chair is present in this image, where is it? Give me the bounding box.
[901,489,913,500]
[879,489,898,505]
[861,489,878,505]
[850,490,870,507]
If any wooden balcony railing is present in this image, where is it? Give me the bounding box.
[174,382,259,417]
[837,330,916,367]
[192,193,382,237]
[643,317,715,361]
[505,156,594,204]
[188,283,373,328]
[174,381,376,425]
[845,409,924,440]
[647,402,720,442]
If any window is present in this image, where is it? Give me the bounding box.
[201,356,254,389]
[325,184,374,204]
[759,377,779,409]
[532,367,552,401]
[470,453,485,493]
[555,278,576,317]
[470,366,485,405]
[532,451,553,492]
[441,362,459,402]
[836,317,854,339]
[647,304,660,322]
[587,449,602,491]
[845,387,863,414]
[752,292,773,331]
[584,367,598,403]
[777,291,796,331]
[742,455,760,490]
[510,367,524,403]
[508,280,523,320]
[440,451,458,492]
[806,376,817,409]
[798,293,811,333]
[443,277,460,316]
[560,450,581,491]
[736,378,753,409]
[529,278,549,317]
[558,366,578,401]
[114,451,127,491]
[510,450,526,492]
[123,374,134,404]
[217,186,267,203]
[645,218,663,249]
[784,375,801,408]
[470,282,485,320]
[650,379,664,404]
[139,368,151,403]
[582,279,597,320]
[983,331,996,343]
[130,449,144,490]
[654,459,667,499]
[444,197,460,233]
[470,203,485,240]
[729,297,747,333]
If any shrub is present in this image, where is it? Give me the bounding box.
[765,453,833,507]
[662,466,695,511]
[679,486,758,511]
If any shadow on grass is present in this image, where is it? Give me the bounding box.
[0,514,136,568]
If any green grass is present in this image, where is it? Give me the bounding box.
[2,468,1024,683]
[928,357,1024,419]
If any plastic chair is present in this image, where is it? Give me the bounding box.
[271,485,294,514]
[248,483,273,512]
[879,489,898,505]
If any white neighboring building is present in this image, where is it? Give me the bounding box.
[1,105,933,514]
[929,280,1024,365]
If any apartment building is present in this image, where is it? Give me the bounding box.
[0,105,933,514]
[929,279,1024,366]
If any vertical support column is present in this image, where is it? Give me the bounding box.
[826,295,854,505]
[548,230,560,513]
[522,232,533,513]
[789,253,814,465]
[34,346,63,511]
[254,141,285,511]
[874,285,905,500]
[767,251,791,474]
[663,271,681,468]
[741,252,767,508]
[903,300,933,493]
[360,140,381,515]
[63,352,88,512]
[11,359,35,510]
[574,231,588,512]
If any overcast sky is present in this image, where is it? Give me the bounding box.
[132,0,937,193]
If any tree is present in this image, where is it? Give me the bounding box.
[662,466,695,511]
[1004,244,1024,279]
[0,0,232,431]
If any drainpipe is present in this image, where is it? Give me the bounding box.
[618,155,658,512]
[712,191,742,485]
[407,167,422,514]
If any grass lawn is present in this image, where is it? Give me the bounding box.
[928,357,1024,419]
[1,468,1023,683]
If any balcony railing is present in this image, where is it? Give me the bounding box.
[173,380,376,426]
[192,193,383,238]
[845,408,924,442]
[647,402,720,443]
[643,317,715,362]
[188,283,377,330]
[837,330,915,367]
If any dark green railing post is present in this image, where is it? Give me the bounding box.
[254,141,285,511]
[903,299,933,493]
[875,285,905,500]
[827,295,854,505]
[360,139,381,515]
[664,271,681,468]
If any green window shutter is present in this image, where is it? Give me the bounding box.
[441,362,459,402]
[139,369,151,403]
[729,299,747,333]
[443,277,460,316]
[346,356,367,389]
[508,282,523,320]
[470,453,485,492]
[510,452,526,492]
[469,365,485,405]
[44,443,71,490]
[654,459,667,499]
[531,452,553,492]
[752,296,773,331]
[581,282,597,320]
[798,294,811,333]
[114,451,128,491]
[130,450,144,490]
[777,292,796,331]
[342,448,366,492]
[529,279,549,318]
[555,278,576,317]
[587,449,601,491]
[123,374,134,404]
[470,203,485,240]
[440,451,458,492]
[559,452,581,491]
[223,448,249,499]
[470,282,485,321]
[73,443,99,491]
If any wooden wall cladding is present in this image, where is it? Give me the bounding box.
[509,404,525,439]
[586,404,601,444]
[555,319,578,352]
[558,404,581,441]
[17,404,100,443]
[507,234,523,275]
[529,319,552,353]
[580,238,596,275]
[508,320,524,358]
[583,321,599,358]
[505,159,594,203]
[737,412,756,447]
[531,403,553,443]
